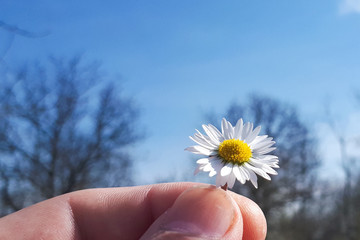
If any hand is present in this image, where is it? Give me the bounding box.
[0,182,266,239]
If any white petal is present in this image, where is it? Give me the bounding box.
[196,158,210,164]
[241,122,253,140]
[195,129,212,141]
[226,121,235,139]
[233,166,246,184]
[227,173,236,188]
[251,135,269,145]
[190,135,217,149]
[239,166,250,180]
[249,159,278,175]
[254,147,276,155]
[208,124,225,142]
[257,154,278,161]
[203,163,214,172]
[234,118,243,139]
[220,174,228,186]
[244,163,271,180]
[194,129,212,141]
[185,146,215,156]
[253,156,278,165]
[194,165,202,175]
[210,158,224,172]
[245,126,261,144]
[215,175,222,187]
[220,164,233,176]
[252,140,275,151]
[202,125,221,144]
[209,170,217,177]
[263,165,278,175]
[221,118,233,139]
[221,118,227,136]
[246,167,258,188]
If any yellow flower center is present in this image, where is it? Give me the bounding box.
[218,139,252,165]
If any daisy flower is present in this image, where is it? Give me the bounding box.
[185,118,279,189]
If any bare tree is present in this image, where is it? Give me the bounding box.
[214,95,319,239]
[296,96,360,240]
[312,177,360,240]
[0,57,140,215]
[324,104,359,240]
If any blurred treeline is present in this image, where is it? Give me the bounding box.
[1,22,360,240]
[0,57,140,215]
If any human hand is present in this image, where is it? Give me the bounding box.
[0,182,266,239]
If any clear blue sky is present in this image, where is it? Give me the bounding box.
[1,0,360,184]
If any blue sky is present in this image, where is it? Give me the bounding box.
[1,0,360,184]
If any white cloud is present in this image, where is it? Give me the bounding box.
[339,0,360,14]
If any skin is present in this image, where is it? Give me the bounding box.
[0,182,266,240]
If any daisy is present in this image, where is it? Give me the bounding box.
[185,118,279,189]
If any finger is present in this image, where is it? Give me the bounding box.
[140,186,243,239]
[69,182,205,239]
[229,191,267,240]
[0,182,204,240]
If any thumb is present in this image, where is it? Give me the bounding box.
[140,186,243,240]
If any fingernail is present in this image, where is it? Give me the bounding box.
[161,186,236,238]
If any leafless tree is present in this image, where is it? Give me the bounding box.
[312,177,360,240]
[214,94,319,239]
[0,57,140,215]
[324,103,359,240]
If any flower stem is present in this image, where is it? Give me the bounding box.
[220,183,228,191]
